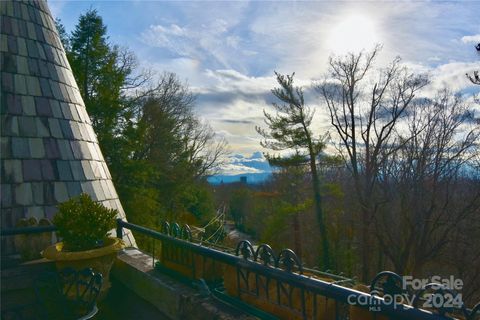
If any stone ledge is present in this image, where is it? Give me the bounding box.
[1,258,55,312]
[112,248,256,320]
[1,258,55,291]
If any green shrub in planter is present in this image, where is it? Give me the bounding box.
[53,193,117,251]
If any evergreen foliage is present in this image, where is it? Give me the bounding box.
[256,72,331,269]
[55,12,226,248]
[54,193,117,251]
[67,9,127,160]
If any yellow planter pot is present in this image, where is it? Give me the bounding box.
[42,237,124,296]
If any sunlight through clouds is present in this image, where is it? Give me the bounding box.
[54,0,480,173]
[326,13,380,54]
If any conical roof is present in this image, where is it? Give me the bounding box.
[1,0,135,247]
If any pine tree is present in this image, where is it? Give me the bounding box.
[54,18,70,52]
[256,72,331,269]
[64,10,226,249]
[68,9,126,155]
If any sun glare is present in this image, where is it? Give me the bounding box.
[326,14,379,54]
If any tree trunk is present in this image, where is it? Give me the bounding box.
[309,154,330,270]
[361,208,371,282]
[293,213,302,259]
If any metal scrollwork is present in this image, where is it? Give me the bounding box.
[255,244,275,266]
[370,271,405,296]
[180,224,192,241]
[171,223,181,238]
[235,240,255,260]
[160,221,192,241]
[468,302,480,320]
[276,249,303,274]
[161,221,170,235]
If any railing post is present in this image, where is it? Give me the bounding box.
[116,218,123,239]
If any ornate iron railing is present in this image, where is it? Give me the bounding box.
[1,225,57,236]
[2,220,479,320]
[115,220,480,320]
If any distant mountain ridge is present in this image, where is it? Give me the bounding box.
[208,151,273,184]
[208,172,272,184]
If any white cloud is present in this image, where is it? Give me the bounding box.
[220,163,263,176]
[48,0,66,20]
[423,61,480,94]
[206,69,251,82]
[428,56,442,62]
[140,17,250,71]
[218,152,271,176]
[226,36,241,49]
[208,19,228,34]
[201,69,277,98]
[461,34,480,44]
[128,1,480,158]
[191,68,334,156]
[194,60,480,158]
[141,24,190,55]
[53,0,480,167]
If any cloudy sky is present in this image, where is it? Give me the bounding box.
[50,0,480,176]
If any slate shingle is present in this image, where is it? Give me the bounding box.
[0,137,11,159]
[1,184,12,207]
[7,35,17,54]
[35,97,52,116]
[53,182,68,202]
[40,159,56,180]
[18,116,36,136]
[66,181,82,198]
[56,160,73,180]
[43,138,60,159]
[2,52,16,73]
[36,118,50,137]
[3,159,23,183]
[23,159,42,181]
[27,57,40,76]
[1,0,135,246]
[11,137,29,158]
[28,137,45,158]
[22,95,36,115]
[2,73,15,93]
[48,118,63,138]
[2,115,19,136]
[7,94,23,117]
[69,161,86,181]
[31,182,44,205]
[15,183,32,206]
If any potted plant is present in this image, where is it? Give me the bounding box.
[42,193,124,294]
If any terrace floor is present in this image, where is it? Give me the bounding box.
[97,278,170,319]
[0,249,253,320]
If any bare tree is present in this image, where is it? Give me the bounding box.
[132,72,228,178]
[376,90,480,275]
[466,43,480,85]
[117,47,153,92]
[316,46,429,280]
[184,119,228,178]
